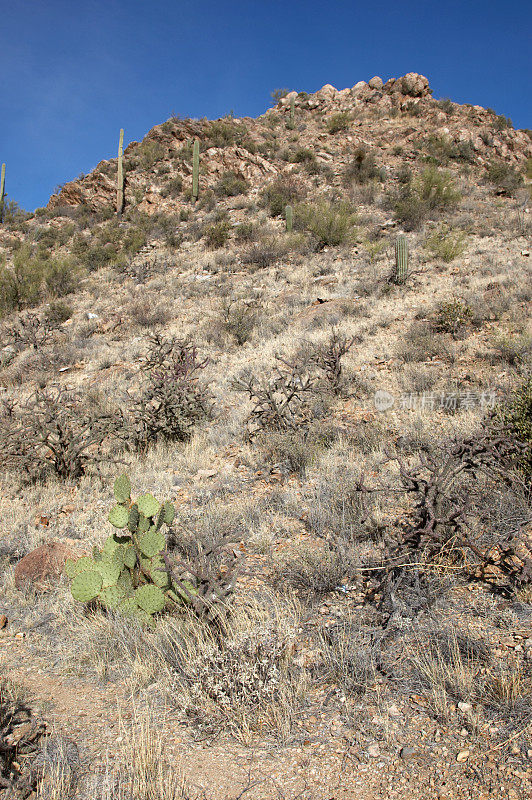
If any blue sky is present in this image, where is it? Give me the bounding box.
[2,0,531,211]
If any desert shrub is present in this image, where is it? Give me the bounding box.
[434,299,473,336]
[204,219,231,248]
[291,147,316,164]
[425,226,467,262]
[131,335,211,450]
[262,175,304,216]
[396,321,454,362]
[271,88,290,103]
[160,175,183,198]
[205,118,249,148]
[131,140,166,170]
[218,297,259,345]
[327,112,350,134]
[490,334,532,367]
[128,299,172,328]
[0,388,124,482]
[0,247,77,316]
[241,233,300,269]
[343,148,380,185]
[485,161,523,196]
[214,170,249,197]
[293,200,357,248]
[436,98,454,114]
[2,310,65,350]
[422,135,476,165]
[234,222,255,242]
[392,167,461,230]
[319,618,379,694]
[271,542,346,596]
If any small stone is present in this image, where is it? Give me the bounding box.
[367,744,380,758]
[399,746,422,760]
[456,750,470,762]
[0,615,7,629]
[458,702,473,713]
[388,704,401,717]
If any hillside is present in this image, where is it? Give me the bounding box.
[0,73,531,800]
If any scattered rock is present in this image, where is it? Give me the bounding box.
[368,76,383,90]
[14,542,78,591]
[456,749,470,762]
[0,614,7,629]
[367,744,381,758]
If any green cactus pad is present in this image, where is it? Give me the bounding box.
[139,528,165,558]
[117,569,134,594]
[95,560,121,588]
[109,504,129,528]
[66,556,97,578]
[163,501,175,525]
[113,473,131,504]
[137,494,160,519]
[135,584,165,614]
[71,570,102,603]
[128,504,139,533]
[64,558,78,578]
[171,578,198,604]
[137,513,150,534]
[99,585,125,610]
[122,545,137,569]
[119,597,140,616]
[149,555,170,588]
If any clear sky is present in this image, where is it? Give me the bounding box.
[2,0,531,211]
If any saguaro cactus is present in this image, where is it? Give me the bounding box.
[290,96,295,124]
[192,138,200,202]
[0,163,5,222]
[285,204,293,232]
[116,129,124,215]
[393,234,408,284]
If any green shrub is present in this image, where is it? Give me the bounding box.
[434,299,473,336]
[204,219,231,248]
[485,161,523,196]
[160,175,183,198]
[343,148,381,185]
[294,200,357,248]
[392,167,461,230]
[214,171,249,197]
[234,222,255,242]
[425,226,467,262]
[262,175,303,217]
[0,246,78,316]
[291,148,316,164]
[327,113,351,134]
[493,378,532,478]
[132,140,166,170]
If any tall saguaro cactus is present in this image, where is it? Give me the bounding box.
[290,96,295,125]
[285,204,293,232]
[192,138,200,202]
[116,129,124,216]
[393,234,408,284]
[0,163,5,223]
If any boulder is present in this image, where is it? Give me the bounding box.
[316,84,337,101]
[368,76,383,90]
[14,542,77,590]
[396,73,430,98]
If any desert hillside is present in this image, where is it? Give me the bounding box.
[0,73,531,800]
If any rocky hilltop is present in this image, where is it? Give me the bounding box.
[46,72,531,216]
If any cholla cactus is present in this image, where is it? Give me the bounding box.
[392,234,408,284]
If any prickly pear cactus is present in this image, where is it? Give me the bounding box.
[65,474,193,626]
